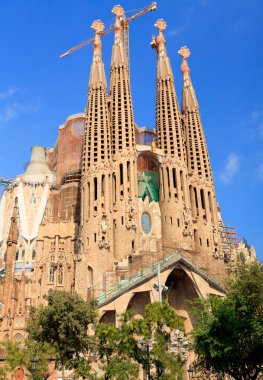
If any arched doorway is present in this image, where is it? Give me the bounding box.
[165,267,199,332]
[126,291,151,318]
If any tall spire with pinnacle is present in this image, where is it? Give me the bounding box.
[152,20,192,250]
[152,19,185,161]
[79,20,114,298]
[178,46,212,182]
[109,5,138,261]
[110,5,136,155]
[178,46,220,256]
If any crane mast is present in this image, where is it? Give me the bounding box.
[60,2,157,62]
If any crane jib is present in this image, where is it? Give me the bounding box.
[60,2,157,59]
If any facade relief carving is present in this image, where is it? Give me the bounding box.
[98,214,110,249]
[126,197,137,231]
[182,206,193,237]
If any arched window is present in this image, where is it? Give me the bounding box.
[58,264,63,285]
[87,266,93,287]
[14,334,22,345]
[49,265,55,283]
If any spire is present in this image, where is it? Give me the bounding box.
[82,20,111,172]
[152,19,185,161]
[110,4,136,155]
[88,20,106,89]
[108,5,138,262]
[111,5,126,66]
[151,19,173,81]
[152,20,192,250]
[178,46,212,181]
[178,46,199,113]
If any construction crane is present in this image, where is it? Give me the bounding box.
[60,2,157,67]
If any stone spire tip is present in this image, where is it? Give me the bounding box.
[91,20,105,34]
[154,19,167,32]
[178,46,191,60]
[112,5,125,17]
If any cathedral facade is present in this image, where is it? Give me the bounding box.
[0,5,255,374]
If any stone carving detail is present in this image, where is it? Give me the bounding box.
[98,214,110,249]
[182,206,193,237]
[213,227,219,245]
[126,197,137,230]
[101,214,108,234]
[98,236,110,249]
[183,206,190,226]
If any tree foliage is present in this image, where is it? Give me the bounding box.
[27,290,98,378]
[96,302,184,380]
[2,338,56,379]
[191,262,263,380]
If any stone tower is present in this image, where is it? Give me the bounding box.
[151,20,192,250]
[109,5,138,261]
[79,20,114,297]
[178,46,221,256]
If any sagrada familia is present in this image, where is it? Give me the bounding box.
[0,3,256,375]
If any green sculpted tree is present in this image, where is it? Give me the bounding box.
[191,262,263,380]
[27,290,98,380]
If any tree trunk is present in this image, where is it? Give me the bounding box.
[62,363,66,380]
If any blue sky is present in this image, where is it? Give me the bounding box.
[0,0,262,259]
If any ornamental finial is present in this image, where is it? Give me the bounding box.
[91,20,105,34]
[178,46,191,60]
[112,5,125,17]
[154,19,167,32]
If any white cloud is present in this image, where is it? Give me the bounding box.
[219,153,240,184]
[0,101,40,124]
[246,108,263,139]
[0,87,20,102]
[167,24,188,37]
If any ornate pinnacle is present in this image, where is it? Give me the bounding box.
[152,19,167,55]
[91,20,105,34]
[91,20,104,57]
[178,46,191,76]
[112,5,125,17]
[154,19,167,32]
[178,46,191,60]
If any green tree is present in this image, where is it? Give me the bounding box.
[96,302,184,380]
[27,290,98,380]
[132,302,184,380]
[2,339,56,379]
[96,313,140,380]
[191,262,263,380]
